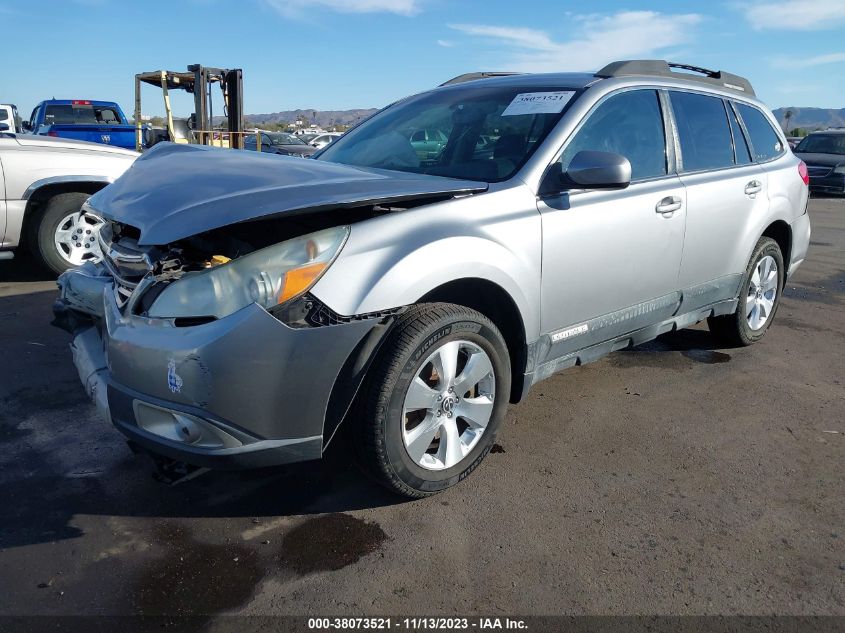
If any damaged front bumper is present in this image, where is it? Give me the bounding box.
[54,263,383,469]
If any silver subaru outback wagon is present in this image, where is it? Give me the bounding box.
[55,60,810,497]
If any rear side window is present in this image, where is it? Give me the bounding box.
[736,104,784,162]
[727,104,753,165]
[44,105,75,124]
[560,89,667,181]
[670,92,734,172]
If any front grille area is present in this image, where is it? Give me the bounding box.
[97,222,154,310]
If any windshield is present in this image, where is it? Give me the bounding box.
[317,84,577,182]
[268,133,306,146]
[795,134,845,155]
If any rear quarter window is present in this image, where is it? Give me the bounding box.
[736,103,784,162]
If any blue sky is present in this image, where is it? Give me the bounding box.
[3,0,845,118]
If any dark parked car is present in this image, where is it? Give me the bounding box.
[244,132,317,157]
[793,130,845,195]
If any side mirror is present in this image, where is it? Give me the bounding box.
[22,120,30,129]
[0,122,9,132]
[564,150,632,190]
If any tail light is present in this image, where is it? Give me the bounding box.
[798,161,809,186]
[47,131,59,137]
[71,100,91,105]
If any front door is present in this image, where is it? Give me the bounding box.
[537,89,686,358]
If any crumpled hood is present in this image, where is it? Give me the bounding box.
[88,142,487,245]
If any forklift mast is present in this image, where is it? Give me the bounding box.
[135,64,244,151]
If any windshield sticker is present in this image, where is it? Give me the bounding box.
[502,91,575,116]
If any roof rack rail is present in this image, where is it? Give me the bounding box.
[595,60,755,97]
[440,72,522,86]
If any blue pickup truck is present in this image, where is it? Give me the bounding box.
[25,99,137,150]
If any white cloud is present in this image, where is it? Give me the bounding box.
[436,39,455,48]
[264,0,420,19]
[739,0,845,30]
[448,11,702,73]
[771,51,845,69]
[447,24,559,52]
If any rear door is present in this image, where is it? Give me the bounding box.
[537,88,686,355]
[670,91,768,304]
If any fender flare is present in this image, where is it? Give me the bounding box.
[22,175,113,201]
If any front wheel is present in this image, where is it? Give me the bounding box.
[357,303,511,498]
[708,236,784,346]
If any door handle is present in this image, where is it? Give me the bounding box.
[745,180,763,196]
[655,196,682,215]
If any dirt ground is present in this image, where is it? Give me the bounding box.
[0,198,842,629]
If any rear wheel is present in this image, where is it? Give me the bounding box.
[708,237,784,346]
[357,303,511,498]
[29,192,104,274]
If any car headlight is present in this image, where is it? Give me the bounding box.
[147,226,349,320]
[834,164,845,175]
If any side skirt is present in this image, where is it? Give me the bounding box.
[530,297,738,385]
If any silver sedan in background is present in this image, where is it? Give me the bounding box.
[310,132,342,149]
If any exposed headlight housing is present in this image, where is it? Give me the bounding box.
[147,226,349,320]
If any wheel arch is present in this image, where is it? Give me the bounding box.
[322,277,531,450]
[761,219,792,274]
[418,278,528,404]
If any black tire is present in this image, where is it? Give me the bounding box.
[708,237,785,346]
[356,303,511,498]
[28,192,92,275]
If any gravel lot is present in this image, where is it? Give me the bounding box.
[0,198,842,627]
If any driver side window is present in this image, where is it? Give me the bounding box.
[560,90,667,181]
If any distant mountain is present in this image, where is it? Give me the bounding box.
[224,105,845,133]
[213,108,379,128]
[772,107,845,132]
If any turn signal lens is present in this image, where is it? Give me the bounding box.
[798,161,809,186]
[278,262,329,303]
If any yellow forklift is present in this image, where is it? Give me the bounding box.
[134,64,245,151]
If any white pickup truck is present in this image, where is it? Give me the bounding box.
[0,104,22,133]
[0,123,137,273]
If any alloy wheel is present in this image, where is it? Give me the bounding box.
[401,340,496,471]
[747,254,778,331]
